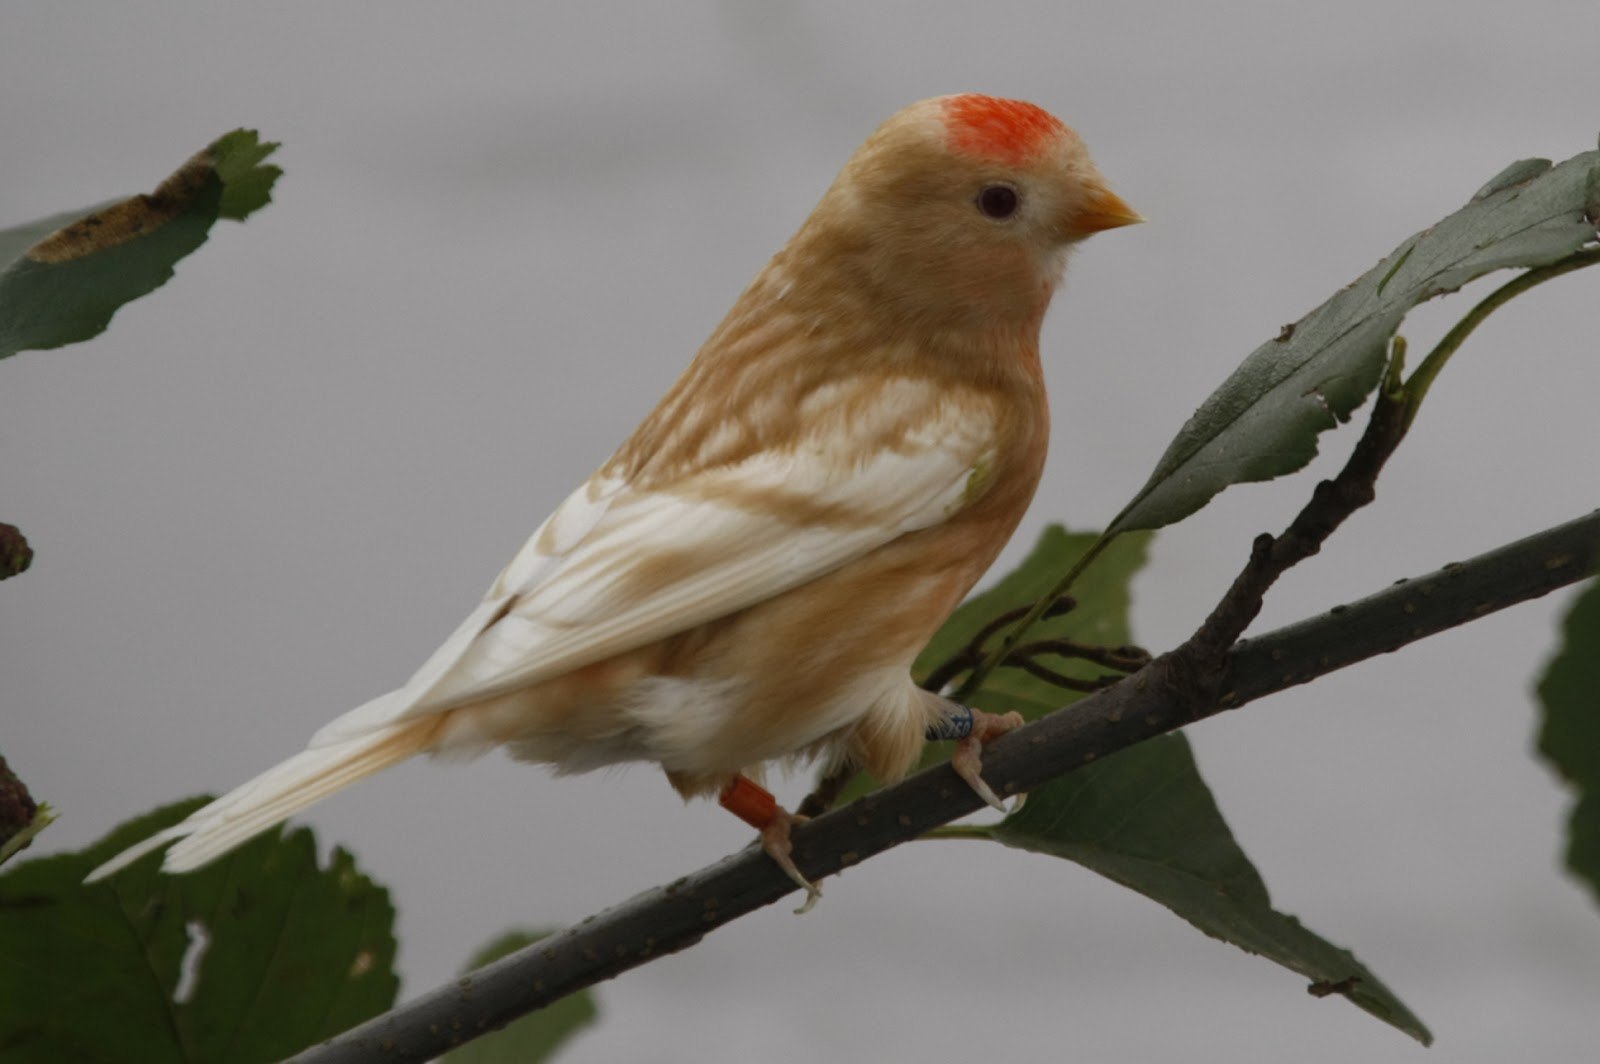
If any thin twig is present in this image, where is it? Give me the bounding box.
[1008,656,1126,693]
[917,650,979,698]
[917,597,1080,695]
[1009,639,1152,671]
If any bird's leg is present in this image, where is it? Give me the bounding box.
[926,700,1024,812]
[718,774,822,914]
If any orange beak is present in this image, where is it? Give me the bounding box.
[1070,183,1144,236]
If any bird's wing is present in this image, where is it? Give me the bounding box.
[313,378,994,746]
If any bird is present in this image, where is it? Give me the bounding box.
[87,94,1140,908]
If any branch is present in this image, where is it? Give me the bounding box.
[1225,508,1600,703]
[289,507,1599,1064]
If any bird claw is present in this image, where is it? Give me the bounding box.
[948,707,1024,813]
[760,810,823,914]
[719,774,822,913]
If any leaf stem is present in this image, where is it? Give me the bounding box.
[1403,246,1600,430]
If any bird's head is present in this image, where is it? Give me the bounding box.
[805,94,1140,332]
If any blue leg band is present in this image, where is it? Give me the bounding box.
[926,702,975,741]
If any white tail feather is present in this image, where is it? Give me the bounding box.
[86,717,437,882]
[309,598,509,749]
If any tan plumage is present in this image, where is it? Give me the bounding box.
[88,95,1139,886]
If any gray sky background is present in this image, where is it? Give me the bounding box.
[4,4,1597,1061]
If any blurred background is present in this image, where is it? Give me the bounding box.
[3,3,1597,1060]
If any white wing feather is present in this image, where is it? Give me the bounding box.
[313,382,992,745]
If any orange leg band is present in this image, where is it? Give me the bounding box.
[719,774,779,830]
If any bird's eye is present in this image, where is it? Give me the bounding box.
[976,184,1020,220]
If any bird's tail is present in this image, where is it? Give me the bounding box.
[85,712,439,883]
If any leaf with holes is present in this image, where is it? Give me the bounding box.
[0,797,397,1063]
[0,129,280,361]
[1108,147,1600,534]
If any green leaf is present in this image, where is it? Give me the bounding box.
[985,733,1433,1045]
[210,130,283,221]
[443,930,599,1064]
[1536,577,1600,909]
[0,797,398,1063]
[0,129,280,361]
[1109,148,1600,534]
[902,528,1429,1042]
[832,526,1151,804]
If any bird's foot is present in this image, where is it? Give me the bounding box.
[719,774,822,914]
[943,705,1024,813]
